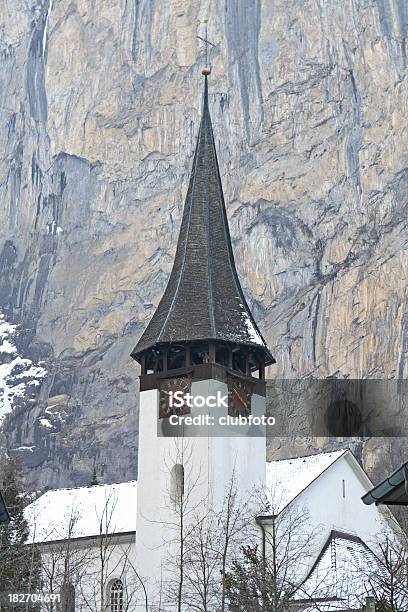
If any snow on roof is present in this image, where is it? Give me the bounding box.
[266,450,347,513]
[25,481,137,544]
[239,308,264,345]
[297,532,379,609]
[300,603,360,612]
[25,450,349,544]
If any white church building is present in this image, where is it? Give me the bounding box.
[26,450,398,611]
[25,71,400,611]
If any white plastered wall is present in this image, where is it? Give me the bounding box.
[263,452,398,580]
[135,379,266,608]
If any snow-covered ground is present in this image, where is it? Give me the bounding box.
[0,313,47,422]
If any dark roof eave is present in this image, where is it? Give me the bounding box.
[131,338,275,366]
[362,461,408,505]
[27,530,136,548]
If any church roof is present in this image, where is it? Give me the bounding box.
[25,481,137,543]
[265,450,347,514]
[132,76,273,364]
[23,452,346,543]
[24,451,381,548]
[296,531,380,610]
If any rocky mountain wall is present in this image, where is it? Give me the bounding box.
[0,0,407,490]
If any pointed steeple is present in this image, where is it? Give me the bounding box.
[132,75,274,372]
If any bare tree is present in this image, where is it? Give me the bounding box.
[35,507,92,612]
[157,439,204,612]
[75,489,142,612]
[224,487,337,612]
[181,510,220,611]
[218,472,252,612]
[26,488,146,612]
[158,450,255,612]
[363,534,408,611]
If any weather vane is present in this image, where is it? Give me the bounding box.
[197,20,216,76]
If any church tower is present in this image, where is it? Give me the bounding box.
[131,72,274,604]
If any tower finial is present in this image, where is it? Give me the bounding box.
[197,20,216,76]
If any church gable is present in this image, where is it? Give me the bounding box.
[265,449,347,513]
[296,531,382,611]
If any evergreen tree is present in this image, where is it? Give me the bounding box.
[224,505,329,612]
[89,465,99,487]
[225,544,281,612]
[0,456,41,605]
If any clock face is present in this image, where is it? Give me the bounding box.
[159,375,192,419]
[227,375,253,417]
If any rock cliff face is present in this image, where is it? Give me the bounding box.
[0,0,407,490]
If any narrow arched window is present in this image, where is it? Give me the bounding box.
[109,579,124,612]
[170,464,184,507]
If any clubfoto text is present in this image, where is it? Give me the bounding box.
[168,414,276,426]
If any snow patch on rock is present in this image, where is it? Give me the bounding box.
[0,313,47,422]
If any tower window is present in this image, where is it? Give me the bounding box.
[168,345,186,370]
[109,579,124,612]
[170,464,184,507]
[191,343,209,365]
[232,347,247,374]
[215,345,230,367]
[146,347,163,374]
[248,352,260,374]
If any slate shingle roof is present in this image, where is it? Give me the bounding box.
[132,76,273,365]
[298,531,380,610]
